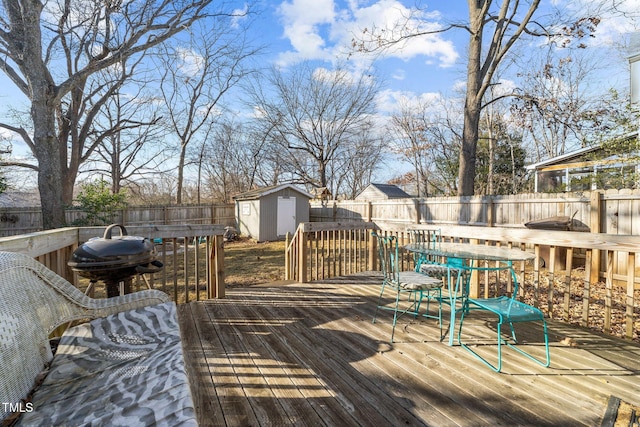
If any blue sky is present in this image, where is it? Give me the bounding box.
[251,0,470,106]
[248,0,638,110]
[1,0,639,185]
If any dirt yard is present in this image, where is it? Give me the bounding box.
[224,238,286,287]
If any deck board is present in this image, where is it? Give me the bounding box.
[179,274,640,427]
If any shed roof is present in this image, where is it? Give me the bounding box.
[232,184,313,201]
[357,183,411,199]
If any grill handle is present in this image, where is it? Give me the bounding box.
[135,260,164,274]
[103,224,128,239]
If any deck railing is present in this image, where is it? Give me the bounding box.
[285,221,640,341]
[0,224,226,304]
[285,222,376,282]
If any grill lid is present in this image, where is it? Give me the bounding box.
[68,224,156,270]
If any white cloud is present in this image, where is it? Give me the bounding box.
[275,0,458,67]
[392,68,405,80]
[376,88,443,114]
[176,47,204,77]
[493,78,517,97]
[351,0,457,64]
[231,5,250,29]
[277,0,337,61]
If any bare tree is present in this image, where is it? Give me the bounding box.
[0,0,232,228]
[250,62,381,195]
[354,1,600,196]
[512,48,606,161]
[89,85,167,194]
[127,176,176,206]
[389,96,463,196]
[155,19,257,204]
[475,107,527,195]
[330,121,384,199]
[194,117,266,202]
[389,98,436,197]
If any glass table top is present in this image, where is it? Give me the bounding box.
[405,242,535,262]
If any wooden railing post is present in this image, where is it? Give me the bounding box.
[298,227,308,283]
[590,191,602,288]
[369,229,376,271]
[209,234,225,299]
[284,232,291,280]
[626,252,636,340]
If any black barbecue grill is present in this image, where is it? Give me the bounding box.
[68,224,163,297]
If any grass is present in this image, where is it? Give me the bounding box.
[224,238,286,287]
[75,237,286,301]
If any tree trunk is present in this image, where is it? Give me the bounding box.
[458,1,484,197]
[31,77,66,230]
[177,142,187,204]
[32,100,66,229]
[458,104,480,196]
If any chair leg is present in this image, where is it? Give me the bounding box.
[505,320,551,369]
[458,309,505,372]
[372,284,386,324]
[390,290,402,343]
[411,291,423,317]
[437,289,443,340]
[420,288,443,341]
[458,310,551,373]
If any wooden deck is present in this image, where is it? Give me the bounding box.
[177,274,640,426]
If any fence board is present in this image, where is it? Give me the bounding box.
[0,204,235,236]
[311,190,640,235]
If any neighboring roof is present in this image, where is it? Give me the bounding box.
[357,183,411,199]
[232,184,313,201]
[525,145,601,171]
[526,132,639,171]
[0,191,41,208]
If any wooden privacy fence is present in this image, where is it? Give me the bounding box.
[0,224,227,303]
[0,203,236,236]
[310,189,640,235]
[285,221,640,342]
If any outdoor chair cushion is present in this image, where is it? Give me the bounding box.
[397,271,443,290]
[16,302,197,426]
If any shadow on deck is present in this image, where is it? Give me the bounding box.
[178,273,640,427]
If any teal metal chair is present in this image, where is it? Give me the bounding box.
[408,228,456,281]
[457,264,550,373]
[371,232,443,343]
[408,228,468,344]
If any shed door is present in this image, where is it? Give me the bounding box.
[277,196,296,237]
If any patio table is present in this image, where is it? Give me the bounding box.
[404,242,535,346]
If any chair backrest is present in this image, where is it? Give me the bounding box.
[371,232,400,285]
[0,252,109,421]
[408,228,442,265]
[407,228,441,248]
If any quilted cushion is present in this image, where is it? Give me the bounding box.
[397,271,442,290]
[16,302,196,426]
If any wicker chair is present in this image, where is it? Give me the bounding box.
[0,251,183,424]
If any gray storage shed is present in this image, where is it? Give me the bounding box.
[233,184,312,241]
